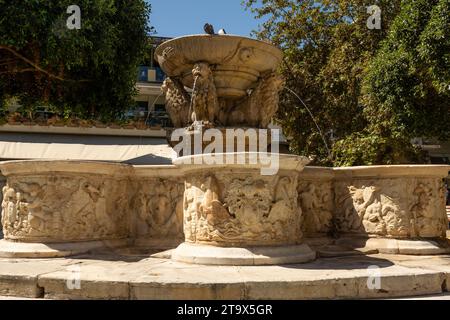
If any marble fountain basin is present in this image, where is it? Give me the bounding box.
[154,34,283,98]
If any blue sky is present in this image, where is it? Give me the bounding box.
[148,0,263,38]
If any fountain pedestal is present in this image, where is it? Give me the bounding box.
[170,153,316,265]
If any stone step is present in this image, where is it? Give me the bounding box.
[0,252,449,300]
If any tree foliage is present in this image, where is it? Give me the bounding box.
[244,0,449,165]
[0,0,152,121]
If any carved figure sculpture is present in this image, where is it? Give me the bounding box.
[299,183,333,233]
[339,186,377,231]
[382,200,408,237]
[134,181,184,239]
[228,72,284,128]
[270,177,295,222]
[1,186,7,225]
[410,182,442,237]
[299,184,319,231]
[1,186,17,230]
[226,178,271,229]
[25,183,48,233]
[183,182,202,242]
[269,176,302,240]
[15,192,28,230]
[199,175,230,226]
[135,190,150,237]
[150,194,172,226]
[363,198,385,235]
[181,174,303,244]
[191,62,219,124]
[83,182,113,233]
[337,183,412,237]
[160,63,284,128]
[1,176,130,241]
[162,77,191,127]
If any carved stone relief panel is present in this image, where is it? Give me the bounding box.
[2,163,447,246]
[2,174,130,242]
[407,178,447,238]
[334,177,447,238]
[132,179,184,240]
[182,171,302,246]
[298,180,334,236]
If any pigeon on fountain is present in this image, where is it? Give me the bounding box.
[204,23,215,35]
[218,29,227,35]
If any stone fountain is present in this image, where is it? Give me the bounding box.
[0,32,448,268]
[155,34,315,265]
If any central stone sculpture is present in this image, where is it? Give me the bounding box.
[156,34,316,265]
[156,34,284,129]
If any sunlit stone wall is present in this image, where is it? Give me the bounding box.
[0,161,448,245]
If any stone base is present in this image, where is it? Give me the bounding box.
[316,237,450,257]
[0,239,128,258]
[133,238,183,250]
[171,242,316,265]
[2,251,450,299]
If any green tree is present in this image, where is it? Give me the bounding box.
[334,0,449,166]
[342,0,450,165]
[0,0,152,122]
[245,0,449,165]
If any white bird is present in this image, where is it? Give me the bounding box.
[218,29,227,35]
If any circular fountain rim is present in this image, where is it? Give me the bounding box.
[154,34,284,76]
[155,33,283,49]
[173,152,310,173]
[0,159,133,177]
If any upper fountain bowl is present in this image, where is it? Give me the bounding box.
[155,34,283,98]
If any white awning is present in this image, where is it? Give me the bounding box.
[0,132,175,165]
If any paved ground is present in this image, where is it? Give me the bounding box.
[0,296,43,300]
[2,293,450,300]
[392,293,450,300]
[1,247,450,299]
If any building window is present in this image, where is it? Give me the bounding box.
[137,66,149,82]
[154,104,166,113]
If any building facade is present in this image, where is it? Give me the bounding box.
[134,36,172,127]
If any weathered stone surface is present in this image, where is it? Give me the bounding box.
[0,161,132,243]
[131,169,184,245]
[0,161,449,257]
[0,257,76,298]
[38,270,130,300]
[298,167,335,237]
[171,242,316,266]
[170,154,316,265]
[174,154,309,247]
[314,237,450,257]
[155,35,284,129]
[0,253,449,299]
[0,239,128,258]
[333,165,449,239]
[155,35,283,97]
[0,161,186,253]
